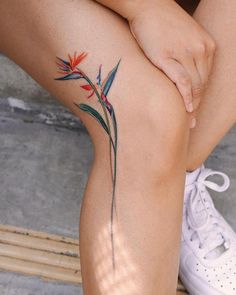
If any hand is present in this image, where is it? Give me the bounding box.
[128,0,216,128]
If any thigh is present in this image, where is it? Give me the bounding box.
[186,0,236,169]
[0,2,190,293]
[0,0,188,148]
[193,0,236,120]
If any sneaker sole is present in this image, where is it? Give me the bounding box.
[179,270,218,295]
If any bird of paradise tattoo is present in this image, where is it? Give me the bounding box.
[55,52,120,271]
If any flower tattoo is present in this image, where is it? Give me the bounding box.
[55,52,120,271]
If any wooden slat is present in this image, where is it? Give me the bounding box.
[0,224,189,293]
[0,243,80,270]
[0,230,79,256]
[0,224,79,245]
[0,256,82,284]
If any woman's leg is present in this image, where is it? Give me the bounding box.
[179,3,236,294]
[0,0,190,294]
[187,0,236,171]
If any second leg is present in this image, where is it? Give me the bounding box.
[187,0,236,170]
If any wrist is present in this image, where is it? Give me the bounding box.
[126,0,174,21]
[96,0,173,22]
[94,0,138,20]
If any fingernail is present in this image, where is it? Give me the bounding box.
[190,118,197,129]
[187,102,194,113]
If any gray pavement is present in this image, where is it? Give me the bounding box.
[0,53,235,294]
[0,272,82,295]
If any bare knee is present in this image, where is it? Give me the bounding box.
[111,80,190,178]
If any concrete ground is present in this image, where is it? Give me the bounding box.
[0,54,235,294]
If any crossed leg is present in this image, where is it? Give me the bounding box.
[187,0,236,170]
[0,1,190,294]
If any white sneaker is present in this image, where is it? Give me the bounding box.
[180,165,236,295]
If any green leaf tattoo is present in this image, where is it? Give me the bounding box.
[55,52,121,272]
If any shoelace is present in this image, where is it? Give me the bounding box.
[185,168,230,257]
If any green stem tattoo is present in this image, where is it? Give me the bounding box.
[55,52,121,271]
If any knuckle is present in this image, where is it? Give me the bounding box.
[184,92,193,104]
[150,55,161,67]
[208,39,217,53]
[192,85,203,98]
[152,54,166,69]
[178,74,191,87]
[195,42,207,55]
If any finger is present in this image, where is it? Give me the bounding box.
[190,116,197,129]
[207,53,215,78]
[207,38,217,78]
[193,95,201,111]
[189,111,197,129]
[177,53,203,109]
[192,43,209,85]
[195,40,216,86]
[156,57,194,113]
[194,56,209,87]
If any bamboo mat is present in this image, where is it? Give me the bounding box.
[0,224,188,293]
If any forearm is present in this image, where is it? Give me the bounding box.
[93,0,137,20]
[94,0,172,21]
